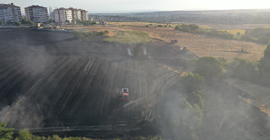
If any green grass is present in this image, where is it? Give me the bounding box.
[103,31,150,44]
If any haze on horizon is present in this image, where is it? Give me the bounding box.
[2,0,270,13]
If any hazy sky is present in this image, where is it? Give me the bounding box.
[2,0,270,13]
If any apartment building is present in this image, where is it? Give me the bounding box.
[25,5,49,23]
[68,7,88,22]
[54,8,72,24]
[0,3,22,22]
[75,9,81,21]
[80,10,88,21]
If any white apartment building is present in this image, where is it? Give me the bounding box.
[54,8,72,24]
[69,8,88,22]
[76,9,81,21]
[25,5,49,23]
[0,3,22,22]
[81,10,88,21]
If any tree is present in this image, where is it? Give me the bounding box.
[264,44,270,59]
[14,21,21,26]
[91,20,96,24]
[21,17,28,24]
[0,19,6,25]
[180,73,204,108]
[6,21,12,25]
[257,36,270,44]
[0,122,14,140]
[28,21,34,26]
[194,57,224,82]
[76,19,81,24]
[17,130,32,140]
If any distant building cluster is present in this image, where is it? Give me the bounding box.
[54,7,88,24]
[0,3,89,24]
[0,3,22,22]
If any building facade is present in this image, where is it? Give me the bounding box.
[54,8,72,24]
[81,10,88,21]
[25,5,49,23]
[68,7,88,22]
[0,3,22,22]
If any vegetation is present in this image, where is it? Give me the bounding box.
[193,57,224,82]
[29,21,35,26]
[157,25,163,27]
[0,122,14,140]
[113,136,164,140]
[257,36,270,44]
[103,31,150,44]
[175,24,270,44]
[73,30,109,39]
[0,126,163,140]
[209,44,270,87]
[21,18,28,24]
[175,24,234,39]
[14,21,21,26]
[0,19,6,25]
[180,73,204,108]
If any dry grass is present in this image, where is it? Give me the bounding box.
[67,23,267,61]
[199,25,211,29]
[218,29,246,35]
[103,31,150,44]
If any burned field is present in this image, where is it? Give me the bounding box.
[0,29,196,137]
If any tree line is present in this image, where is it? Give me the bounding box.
[175,24,270,44]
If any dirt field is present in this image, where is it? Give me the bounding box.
[0,29,196,137]
[69,24,266,61]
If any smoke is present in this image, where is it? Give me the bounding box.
[152,89,201,140]
[127,48,134,56]
[0,96,44,128]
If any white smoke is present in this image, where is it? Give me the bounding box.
[127,48,134,56]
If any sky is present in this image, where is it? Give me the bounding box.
[2,0,270,13]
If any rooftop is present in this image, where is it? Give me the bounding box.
[25,5,47,9]
[0,3,20,8]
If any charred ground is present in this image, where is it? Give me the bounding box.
[0,29,195,137]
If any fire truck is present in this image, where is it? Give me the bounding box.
[121,88,129,101]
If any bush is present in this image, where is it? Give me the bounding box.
[180,73,204,108]
[17,129,32,140]
[188,24,199,30]
[194,57,224,82]
[146,25,149,27]
[157,25,163,27]
[257,36,270,44]
[28,21,34,26]
[240,34,257,42]
[0,122,14,140]
[101,30,109,34]
[14,21,21,26]
[73,31,84,39]
[226,57,258,82]
[175,26,180,30]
